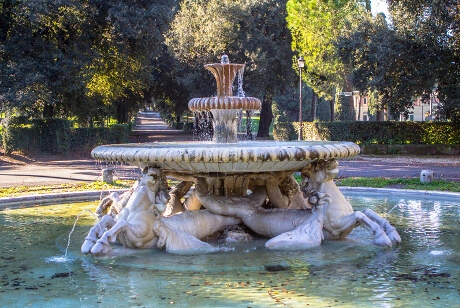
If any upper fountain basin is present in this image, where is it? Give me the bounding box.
[188,96,261,111]
[92,141,360,174]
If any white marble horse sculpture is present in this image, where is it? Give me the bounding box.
[196,159,401,250]
[266,159,401,248]
[82,167,241,255]
[81,167,170,254]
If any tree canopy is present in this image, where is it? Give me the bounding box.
[1,0,458,126]
[166,0,295,136]
[0,0,179,124]
[286,0,366,100]
[337,0,459,121]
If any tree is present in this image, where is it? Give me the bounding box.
[286,0,366,120]
[388,0,459,122]
[166,0,295,137]
[83,0,180,123]
[0,0,180,124]
[0,0,95,118]
[337,13,433,119]
[338,1,459,121]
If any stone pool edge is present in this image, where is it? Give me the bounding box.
[340,187,460,198]
[0,189,128,210]
[1,187,459,210]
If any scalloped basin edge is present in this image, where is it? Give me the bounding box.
[91,141,360,174]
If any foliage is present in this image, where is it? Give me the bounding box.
[1,118,130,154]
[335,177,460,192]
[71,124,131,151]
[32,118,72,154]
[0,0,180,124]
[421,122,460,145]
[0,1,95,117]
[273,121,296,141]
[298,121,460,144]
[2,124,35,154]
[1,0,458,129]
[338,1,459,121]
[166,0,296,137]
[286,0,366,101]
[337,13,438,120]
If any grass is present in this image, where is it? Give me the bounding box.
[0,180,135,198]
[1,176,459,199]
[335,177,460,192]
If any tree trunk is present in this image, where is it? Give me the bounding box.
[311,91,317,121]
[257,95,273,138]
[116,103,129,124]
[176,113,181,129]
[43,104,54,118]
[357,96,362,121]
[349,95,355,121]
[329,98,335,122]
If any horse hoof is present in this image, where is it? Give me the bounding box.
[375,233,392,247]
[91,241,111,255]
[81,239,95,254]
[387,230,401,244]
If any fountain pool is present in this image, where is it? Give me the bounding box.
[1,190,459,307]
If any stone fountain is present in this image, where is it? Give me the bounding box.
[82,56,400,255]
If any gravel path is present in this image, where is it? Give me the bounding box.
[338,155,460,182]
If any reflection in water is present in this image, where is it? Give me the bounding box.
[0,194,459,307]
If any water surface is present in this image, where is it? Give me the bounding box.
[1,192,459,307]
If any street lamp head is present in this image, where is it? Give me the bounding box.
[297,56,305,68]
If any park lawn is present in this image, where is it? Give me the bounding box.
[1,177,459,198]
[0,180,134,198]
[335,177,460,192]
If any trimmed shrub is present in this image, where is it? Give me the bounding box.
[421,122,460,144]
[2,126,35,154]
[2,118,130,155]
[32,118,72,154]
[182,122,194,132]
[274,121,297,141]
[72,124,130,151]
[298,121,459,145]
[2,116,36,154]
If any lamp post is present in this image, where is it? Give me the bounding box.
[297,56,305,141]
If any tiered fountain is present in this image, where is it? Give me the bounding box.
[83,56,400,255]
[6,56,460,307]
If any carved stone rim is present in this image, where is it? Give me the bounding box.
[92,141,360,167]
[188,97,261,111]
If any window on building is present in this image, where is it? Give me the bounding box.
[363,113,368,121]
[409,113,414,121]
[363,98,367,105]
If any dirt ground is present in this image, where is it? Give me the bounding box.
[1,147,459,188]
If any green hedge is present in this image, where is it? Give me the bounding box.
[71,124,130,151]
[32,118,72,154]
[2,117,130,154]
[2,126,36,153]
[282,121,460,145]
[273,121,296,141]
[2,116,36,154]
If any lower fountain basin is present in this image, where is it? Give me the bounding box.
[91,141,360,174]
[1,190,459,307]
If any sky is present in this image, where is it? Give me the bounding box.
[371,0,390,16]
